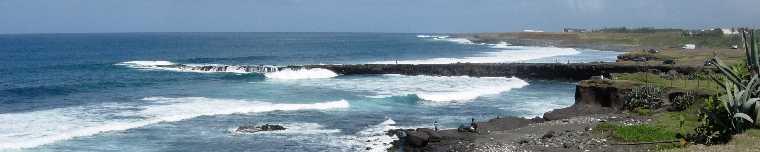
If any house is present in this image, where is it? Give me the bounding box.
[523,29,544,33]
[682,44,696,50]
[563,28,588,33]
[721,28,740,35]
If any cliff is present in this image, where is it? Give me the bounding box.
[543,80,638,120]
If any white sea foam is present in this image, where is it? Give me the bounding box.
[354,119,398,152]
[328,118,398,152]
[116,61,339,78]
[0,97,349,149]
[509,100,568,118]
[371,42,580,64]
[117,61,282,74]
[116,60,176,68]
[386,36,581,64]
[264,68,339,80]
[267,74,529,103]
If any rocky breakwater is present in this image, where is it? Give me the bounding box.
[307,63,705,80]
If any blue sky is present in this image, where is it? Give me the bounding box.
[1,0,759,33]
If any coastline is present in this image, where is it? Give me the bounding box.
[385,80,668,152]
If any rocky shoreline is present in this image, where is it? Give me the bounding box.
[386,79,703,152]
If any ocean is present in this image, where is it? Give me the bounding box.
[0,33,621,151]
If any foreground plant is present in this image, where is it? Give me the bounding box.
[693,30,760,144]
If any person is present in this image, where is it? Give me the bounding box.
[434,121,439,131]
[470,118,478,133]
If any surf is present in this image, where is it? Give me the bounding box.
[265,74,529,103]
[0,97,349,149]
[117,61,339,80]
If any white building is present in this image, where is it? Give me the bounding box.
[523,29,544,33]
[721,28,740,35]
[683,44,696,50]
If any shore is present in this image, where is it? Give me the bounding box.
[386,79,655,152]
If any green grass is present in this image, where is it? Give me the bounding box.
[633,108,654,116]
[652,111,700,135]
[615,124,678,142]
[614,72,721,93]
[745,129,760,138]
[594,123,678,142]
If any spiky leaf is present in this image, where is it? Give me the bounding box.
[734,113,755,124]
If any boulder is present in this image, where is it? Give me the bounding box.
[417,128,442,142]
[235,124,287,133]
[405,131,430,147]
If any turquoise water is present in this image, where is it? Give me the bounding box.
[0,33,620,151]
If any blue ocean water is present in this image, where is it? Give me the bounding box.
[0,33,620,151]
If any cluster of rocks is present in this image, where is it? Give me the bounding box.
[516,129,609,151]
[234,124,286,133]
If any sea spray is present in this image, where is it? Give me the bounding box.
[264,68,339,80]
[266,74,529,103]
[0,97,349,149]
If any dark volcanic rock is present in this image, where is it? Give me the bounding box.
[235,124,286,133]
[544,80,633,120]
[417,128,442,142]
[542,130,556,139]
[476,116,533,132]
[306,63,707,81]
[406,131,431,147]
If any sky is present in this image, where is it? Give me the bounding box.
[0,0,759,34]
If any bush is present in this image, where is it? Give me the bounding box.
[624,85,665,111]
[671,91,696,111]
[688,30,760,144]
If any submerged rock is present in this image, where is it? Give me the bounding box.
[235,124,286,133]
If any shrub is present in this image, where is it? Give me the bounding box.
[624,85,665,111]
[671,91,696,111]
[689,30,760,144]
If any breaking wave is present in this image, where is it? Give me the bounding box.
[117,61,339,80]
[264,68,339,80]
[344,118,399,152]
[372,41,579,64]
[116,61,282,74]
[266,74,529,103]
[0,97,349,149]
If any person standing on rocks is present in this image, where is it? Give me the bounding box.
[434,121,439,131]
[470,118,478,133]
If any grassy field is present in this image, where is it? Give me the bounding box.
[617,48,745,66]
[461,31,741,52]
[613,72,722,94]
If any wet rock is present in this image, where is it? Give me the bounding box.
[235,124,286,133]
[542,131,556,139]
[417,128,442,142]
[406,131,430,147]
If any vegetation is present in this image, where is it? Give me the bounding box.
[615,72,722,93]
[595,123,678,142]
[592,27,684,33]
[689,30,760,144]
[671,91,697,111]
[623,85,665,111]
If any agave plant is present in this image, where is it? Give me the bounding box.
[709,30,760,131]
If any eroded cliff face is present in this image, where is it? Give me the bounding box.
[543,80,638,120]
[574,80,633,109]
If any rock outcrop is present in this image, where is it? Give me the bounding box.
[543,80,638,120]
[235,124,286,133]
